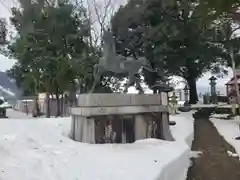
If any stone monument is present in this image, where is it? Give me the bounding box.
[70,29,174,143]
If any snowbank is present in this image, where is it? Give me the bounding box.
[169,112,194,179]
[170,112,194,148]
[210,116,240,159]
[0,111,194,180]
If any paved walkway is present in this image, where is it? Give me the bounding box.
[187,112,240,180]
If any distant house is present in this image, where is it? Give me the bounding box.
[226,67,240,104]
[38,93,70,116]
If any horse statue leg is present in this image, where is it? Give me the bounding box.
[123,73,135,93]
[123,84,128,93]
[89,64,102,93]
[135,75,144,94]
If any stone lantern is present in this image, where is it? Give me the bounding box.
[150,80,174,108]
[151,81,174,94]
[183,85,189,103]
[169,92,178,115]
[209,76,217,104]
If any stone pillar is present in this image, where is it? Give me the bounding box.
[145,115,154,138]
[122,131,126,143]
[70,116,76,139]
[160,92,175,140]
[161,92,168,106]
[71,116,95,143]
[134,115,147,140]
[179,90,183,101]
[161,113,174,141]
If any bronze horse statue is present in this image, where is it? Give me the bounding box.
[90,29,156,93]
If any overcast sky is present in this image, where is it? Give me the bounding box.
[0,0,232,94]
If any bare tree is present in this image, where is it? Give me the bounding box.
[72,0,123,93]
[73,0,117,46]
[91,0,115,41]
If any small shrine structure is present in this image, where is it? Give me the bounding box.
[226,67,240,104]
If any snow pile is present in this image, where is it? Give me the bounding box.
[0,111,194,180]
[169,112,195,179]
[210,116,240,159]
[170,112,194,147]
[210,114,230,119]
[191,104,217,109]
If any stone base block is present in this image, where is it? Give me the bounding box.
[70,93,174,143]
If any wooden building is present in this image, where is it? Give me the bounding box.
[226,68,240,104]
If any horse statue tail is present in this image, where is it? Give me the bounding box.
[138,57,157,72]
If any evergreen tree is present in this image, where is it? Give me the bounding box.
[111,0,227,104]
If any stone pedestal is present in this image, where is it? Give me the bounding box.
[70,93,173,143]
[134,115,147,140]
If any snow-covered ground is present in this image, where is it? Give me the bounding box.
[0,110,194,180]
[210,115,240,159]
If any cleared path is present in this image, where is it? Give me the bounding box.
[187,111,240,180]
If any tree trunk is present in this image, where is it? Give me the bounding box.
[77,78,82,94]
[33,82,40,117]
[32,95,40,117]
[60,94,64,117]
[46,92,50,118]
[186,76,198,104]
[55,92,61,117]
[69,82,77,107]
[36,97,40,116]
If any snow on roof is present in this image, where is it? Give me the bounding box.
[0,102,12,108]
[0,85,16,97]
[38,93,65,99]
[21,99,34,102]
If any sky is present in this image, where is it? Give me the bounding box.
[0,0,233,94]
